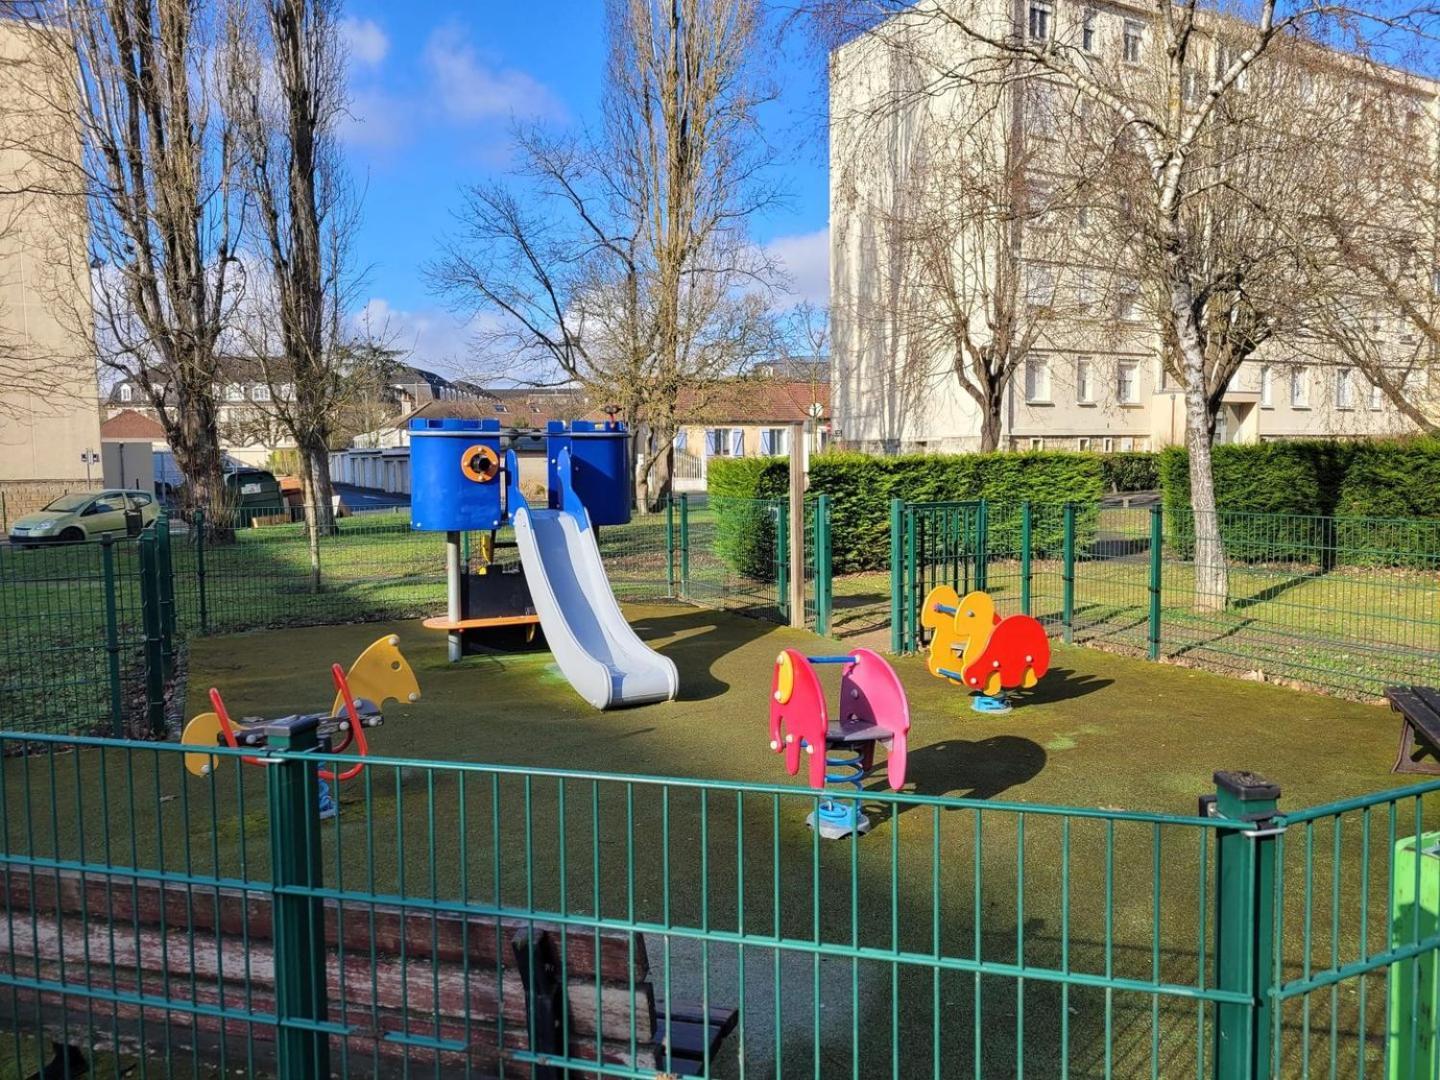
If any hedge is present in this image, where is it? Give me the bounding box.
[707,451,1105,576]
[1159,438,1440,565]
[1100,452,1159,493]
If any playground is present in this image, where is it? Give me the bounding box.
[3,426,1438,1077]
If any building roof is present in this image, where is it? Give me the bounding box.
[403,388,601,429]
[678,379,831,424]
[100,409,167,441]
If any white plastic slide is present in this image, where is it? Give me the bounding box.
[511,497,679,711]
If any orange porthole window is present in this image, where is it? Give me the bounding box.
[461,445,500,483]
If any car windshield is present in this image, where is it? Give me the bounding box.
[42,494,92,512]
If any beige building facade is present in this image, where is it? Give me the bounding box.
[0,21,100,504]
[830,3,1435,454]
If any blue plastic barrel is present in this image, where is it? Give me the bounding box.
[545,420,631,526]
[408,418,505,531]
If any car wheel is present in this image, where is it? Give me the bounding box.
[59,527,85,543]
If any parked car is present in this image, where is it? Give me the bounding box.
[7,489,159,545]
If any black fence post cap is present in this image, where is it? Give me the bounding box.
[1213,770,1281,802]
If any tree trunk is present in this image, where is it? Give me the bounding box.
[1177,338,1228,612]
[294,450,322,592]
[304,440,337,535]
[170,401,234,544]
[979,397,1003,452]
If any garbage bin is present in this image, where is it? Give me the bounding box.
[1389,831,1440,1080]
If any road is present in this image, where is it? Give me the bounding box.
[335,483,410,511]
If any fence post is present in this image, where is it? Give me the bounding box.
[156,514,175,678]
[101,536,123,738]
[679,494,690,599]
[1148,505,1163,661]
[815,494,832,636]
[194,508,209,635]
[265,715,331,1079]
[889,498,904,654]
[1020,501,1033,617]
[666,495,676,597]
[139,531,166,736]
[975,498,989,593]
[1209,770,1281,1080]
[1062,503,1076,644]
[775,501,790,623]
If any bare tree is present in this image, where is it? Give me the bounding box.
[1297,87,1440,430]
[227,0,366,578]
[814,0,1435,608]
[12,0,246,528]
[431,0,783,511]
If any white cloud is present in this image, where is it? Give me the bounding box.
[341,17,390,67]
[355,298,478,373]
[339,86,410,151]
[765,227,829,308]
[422,25,565,124]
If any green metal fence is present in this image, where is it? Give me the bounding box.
[891,498,1440,700]
[2,732,1438,1077]
[0,526,173,739]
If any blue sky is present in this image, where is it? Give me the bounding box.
[337,2,830,377]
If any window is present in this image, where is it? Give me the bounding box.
[1290,367,1310,408]
[674,428,688,451]
[1026,265,1055,307]
[119,383,133,403]
[1081,8,1096,52]
[1214,43,1249,89]
[278,383,293,400]
[1122,20,1143,64]
[252,384,271,402]
[1118,285,1141,322]
[1116,360,1140,404]
[1077,437,1092,450]
[1431,267,1440,296]
[1029,0,1052,41]
[1024,356,1051,403]
[226,384,243,402]
[1075,270,1096,308]
[1076,204,1091,230]
[1181,68,1204,105]
[1028,437,1045,450]
[1370,379,1384,410]
[706,428,727,456]
[494,403,508,413]
[1102,436,1115,452]
[1259,364,1273,407]
[1119,436,1135,452]
[1025,84,1055,136]
[1335,367,1355,409]
[759,428,787,455]
[1076,357,1094,403]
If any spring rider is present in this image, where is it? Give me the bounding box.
[922,586,1050,714]
[768,648,910,838]
[180,635,421,816]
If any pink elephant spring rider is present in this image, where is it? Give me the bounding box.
[921,587,1051,714]
[768,647,910,838]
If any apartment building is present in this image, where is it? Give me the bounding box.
[0,20,102,506]
[829,1,1436,453]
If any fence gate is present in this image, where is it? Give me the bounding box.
[890,498,986,653]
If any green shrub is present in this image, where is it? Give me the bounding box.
[707,451,1104,575]
[706,457,788,581]
[1100,452,1159,492]
[1159,438,1440,564]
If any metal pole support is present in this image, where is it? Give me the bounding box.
[1148,505,1164,661]
[889,498,904,654]
[446,530,463,663]
[101,536,123,737]
[1020,502,1033,617]
[1062,503,1076,645]
[1209,770,1281,1080]
[266,715,332,1079]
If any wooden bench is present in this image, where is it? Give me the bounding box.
[0,868,735,1077]
[1386,685,1440,774]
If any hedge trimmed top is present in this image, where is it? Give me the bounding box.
[709,450,1104,573]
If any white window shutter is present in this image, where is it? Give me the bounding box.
[707,429,721,455]
[675,428,687,451]
[759,430,773,454]
[730,429,744,456]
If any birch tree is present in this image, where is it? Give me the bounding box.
[815,0,1434,609]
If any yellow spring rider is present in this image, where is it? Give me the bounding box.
[181,635,421,788]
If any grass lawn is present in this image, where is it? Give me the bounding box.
[2,603,1429,1077]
